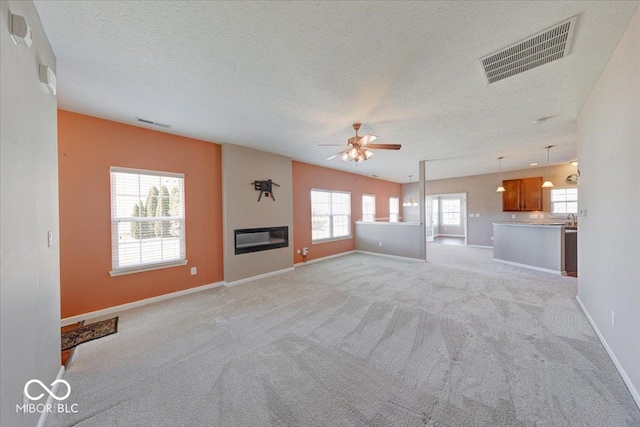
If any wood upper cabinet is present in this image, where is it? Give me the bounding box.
[502,177,543,211]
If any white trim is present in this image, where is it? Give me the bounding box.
[355,221,420,226]
[312,235,352,244]
[110,166,184,179]
[467,244,493,249]
[61,281,224,326]
[110,259,188,277]
[294,250,355,267]
[224,267,295,287]
[435,233,465,237]
[355,250,425,263]
[493,258,565,275]
[576,296,640,409]
[37,365,65,427]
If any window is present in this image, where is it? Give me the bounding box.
[389,197,399,222]
[441,198,461,226]
[362,194,376,222]
[551,187,578,214]
[311,190,351,241]
[110,167,186,275]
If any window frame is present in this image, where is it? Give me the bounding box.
[110,166,187,276]
[362,194,376,222]
[389,197,399,222]
[310,189,352,243]
[550,187,578,216]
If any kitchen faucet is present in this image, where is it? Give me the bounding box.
[567,213,577,227]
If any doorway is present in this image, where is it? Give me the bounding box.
[426,193,467,246]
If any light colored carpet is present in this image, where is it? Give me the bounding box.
[47,245,640,426]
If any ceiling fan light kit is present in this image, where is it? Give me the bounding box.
[322,123,401,163]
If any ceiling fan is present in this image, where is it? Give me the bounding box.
[321,123,401,163]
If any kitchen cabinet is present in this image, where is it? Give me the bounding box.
[502,177,543,211]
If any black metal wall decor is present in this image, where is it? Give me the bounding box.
[252,179,280,201]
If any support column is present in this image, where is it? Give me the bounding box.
[419,160,427,261]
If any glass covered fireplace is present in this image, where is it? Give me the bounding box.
[234,226,289,255]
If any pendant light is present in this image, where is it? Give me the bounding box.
[402,175,419,207]
[542,145,554,188]
[496,156,506,192]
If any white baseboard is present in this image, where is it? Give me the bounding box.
[224,267,295,287]
[355,250,425,263]
[576,296,640,409]
[493,258,564,275]
[435,233,465,238]
[61,281,225,326]
[294,250,355,267]
[37,365,65,427]
[467,244,493,249]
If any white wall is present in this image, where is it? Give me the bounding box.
[222,143,294,283]
[0,1,61,426]
[577,8,640,406]
[355,222,425,259]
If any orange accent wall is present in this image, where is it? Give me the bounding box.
[58,111,223,318]
[292,161,402,263]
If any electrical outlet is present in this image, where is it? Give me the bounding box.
[490,236,494,241]
[378,242,382,247]
[469,213,474,218]
[530,214,537,219]
[475,213,480,218]
[611,310,615,327]
[580,208,588,217]
[297,249,301,254]
[511,214,516,219]
[190,267,197,275]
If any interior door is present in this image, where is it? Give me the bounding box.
[426,197,434,242]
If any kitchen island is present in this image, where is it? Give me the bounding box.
[493,222,567,275]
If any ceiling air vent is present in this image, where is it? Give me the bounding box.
[135,117,171,128]
[480,16,576,84]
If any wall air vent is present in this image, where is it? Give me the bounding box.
[480,16,576,84]
[135,117,171,128]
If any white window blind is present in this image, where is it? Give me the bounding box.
[389,197,399,222]
[311,190,351,241]
[110,167,186,275]
[551,188,578,214]
[362,194,376,222]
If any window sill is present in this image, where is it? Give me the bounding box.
[110,260,188,277]
[312,236,352,245]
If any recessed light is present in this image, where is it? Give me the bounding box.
[529,163,538,166]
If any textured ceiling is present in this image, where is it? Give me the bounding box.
[34,1,638,183]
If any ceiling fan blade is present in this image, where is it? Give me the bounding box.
[326,151,345,160]
[358,134,377,146]
[318,144,345,147]
[367,143,401,150]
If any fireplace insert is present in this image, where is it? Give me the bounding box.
[234,226,289,255]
